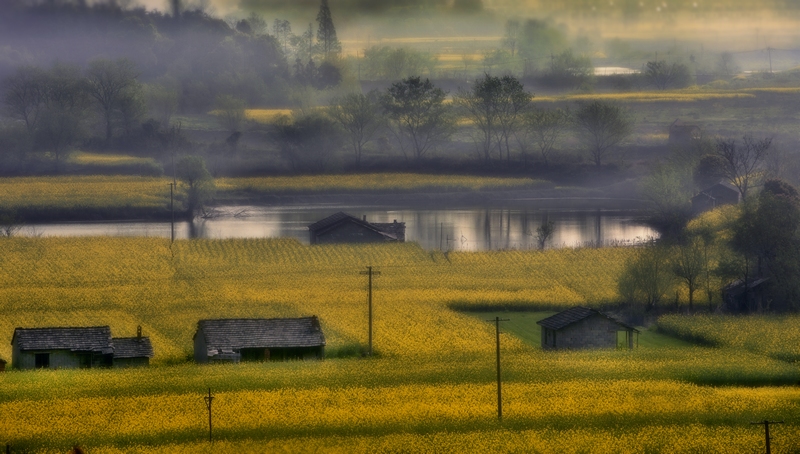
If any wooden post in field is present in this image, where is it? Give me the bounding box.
[486,316,509,421]
[751,420,783,454]
[204,388,214,442]
[169,182,175,243]
[360,266,381,356]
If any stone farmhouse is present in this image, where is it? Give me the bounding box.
[308,212,405,245]
[537,307,639,350]
[193,316,326,363]
[11,326,153,370]
[691,181,741,215]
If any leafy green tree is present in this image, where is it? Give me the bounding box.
[728,180,800,310]
[328,92,383,167]
[382,77,455,162]
[541,49,594,89]
[517,19,568,73]
[574,100,633,166]
[85,58,141,144]
[315,0,341,59]
[271,112,343,172]
[640,163,693,240]
[454,74,530,165]
[175,155,215,217]
[618,242,675,311]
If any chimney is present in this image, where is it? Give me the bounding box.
[137,325,142,340]
[363,215,367,221]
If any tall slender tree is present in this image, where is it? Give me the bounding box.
[316,0,341,59]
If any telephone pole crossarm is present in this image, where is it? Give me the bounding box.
[486,317,510,421]
[751,420,783,454]
[359,266,381,356]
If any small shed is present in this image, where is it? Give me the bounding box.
[692,181,741,215]
[12,326,114,370]
[308,212,405,245]
[537,307,639,350]
[723,278,770,313]
[112,327,154,368]
[668,119,701,145]
[193,316,326,364]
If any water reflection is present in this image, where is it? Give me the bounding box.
[22,205,657,250]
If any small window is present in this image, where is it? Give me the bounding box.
[35,353,50,369]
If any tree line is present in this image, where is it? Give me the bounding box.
[271,74,633,172]
[624,130,800,314]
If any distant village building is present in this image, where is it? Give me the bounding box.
[692,181,741,215]
[308,212,405,245]
[536,307,639,350]
[10,326,153,370]
[112,326,155,368]
[668,119,701,145]
[193,317,326,364]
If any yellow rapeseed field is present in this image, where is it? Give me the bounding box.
[217,173,541,193]
[0,174,541,213]
[0,176,170,211]
[0,238,797,452]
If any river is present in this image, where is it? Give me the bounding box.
[17,205,657,251]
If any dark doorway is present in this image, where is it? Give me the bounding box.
[35,353,50,369]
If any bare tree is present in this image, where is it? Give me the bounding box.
[214,94,246,134]
[574,100,632,166]
[3,66,47,133]
[0,212,23,237]
[519,107,571,165]
[85,58,141,144]
[714,135,772,199]
[535,219,555,250]
[502,19,520,57]
[328,91,383,168]
[36,63,91,172]
[671,235,706,313]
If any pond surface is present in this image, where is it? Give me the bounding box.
[20,205,657,251]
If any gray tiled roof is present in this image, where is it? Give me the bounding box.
[12,326,113,354]
[373,221,406,242]
[112,337,154,359]
[537,307,638,332]
[195,317,326,350]
[308,212,363,232]
[308,212,399,240]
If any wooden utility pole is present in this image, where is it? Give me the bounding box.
[486,316,509,421]
[767,47,773,73]
[169,182,175,243]
[204,388,214,442]
[751,420,783,454]
[359,266,381,355]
